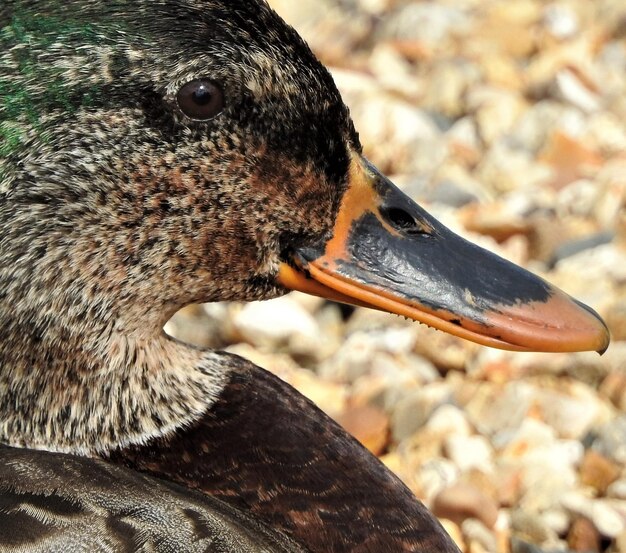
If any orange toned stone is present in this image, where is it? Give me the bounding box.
[579,450,620,495]
[459,204,530,243]
[600,372,626,411]
[432,483,500,529]
[336,404,390,456]
[567,517,601,553]
[389,39,433,63]
[539,130,604,189]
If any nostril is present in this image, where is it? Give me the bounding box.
[381,207,429,236]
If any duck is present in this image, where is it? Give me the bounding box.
[0,1,611,551]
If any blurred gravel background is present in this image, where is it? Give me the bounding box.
[167,2,626,551]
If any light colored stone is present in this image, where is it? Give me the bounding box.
[445,434,495,473]
[459,381,534,439]
[462,518,498,553]
[510,509,560,547]
[391,382,453,442]
[544,3,580,39]
[467,86,527,145]
[589,416,626,465]
[476,142,553,194]
[414,457,460,505]
[608,479,626,500]
[500,418,556,455]
[553,68,602,113]
[533,384,604,439]
[377,3,470,48]
[440,519,466,552]
[232,296,320,350]
[426,404,472,438]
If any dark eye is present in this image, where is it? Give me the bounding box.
[176,79,224,120]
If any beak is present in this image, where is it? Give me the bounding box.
[278,154,610,354]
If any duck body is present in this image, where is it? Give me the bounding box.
[0,1,610,551]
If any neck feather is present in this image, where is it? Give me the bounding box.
[0,323,226,454]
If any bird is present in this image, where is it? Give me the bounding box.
[0,0,610,551]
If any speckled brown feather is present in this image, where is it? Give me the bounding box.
[0,0,353,453]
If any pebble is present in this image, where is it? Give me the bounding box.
[579,450,621,496]
[608,480,626,501]
[568,516,601,553]
[444,434,495,474]
[432,483,499,529]
[336,404,390,456]
[413,457,460,505]
[391,382,453,442]
[562,492,626,538]
[462,518,499,553]
[425,404,473,438]
[510,510,559,547]
[232,296,321,354]
[589,416,626,465]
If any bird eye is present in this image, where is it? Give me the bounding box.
[176,79,224,120]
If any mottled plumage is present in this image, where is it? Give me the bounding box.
[0,0,354,453]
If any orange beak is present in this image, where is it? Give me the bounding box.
[278,154,610,354]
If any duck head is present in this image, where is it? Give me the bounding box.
[1,0,609,355]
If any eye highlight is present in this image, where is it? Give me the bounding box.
[176,79,224,120]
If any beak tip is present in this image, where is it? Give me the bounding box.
[595,330,611,356]
[571,298,611,355]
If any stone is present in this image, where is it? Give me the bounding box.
[615,530,626,553]
[376,3,470,50]
[552,68,602,113]
[476,142,553,194]
[508,100,587,154]
[391,382,453,442]
[567,516,601,553]
[458,381,534,439]
[444,434,494,473]
[588,416,626,465]
[426,404,472,438]
[608,479,626,500]
[335,404,390,456]
[462,518,499,553]
[538,129,604,189]
[476,2,539,59]
[165,303,226,349]
[544,3,580,39]
[432,483,499,529]
[562,492,626,538]
[510,538,545,553]
[510,510,559,547]
[227,344,348,418]
[466,86,528,145]
[422,60,481,118]
[413,457,460,505]
[459,202,531,244]
[232,296,321,353]
[579,450,621,496]
[533,381,606,440]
